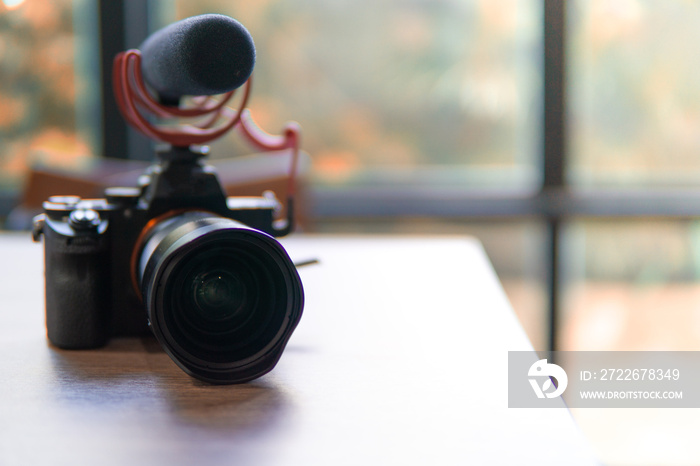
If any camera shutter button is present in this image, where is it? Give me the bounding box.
[69,208,101,230]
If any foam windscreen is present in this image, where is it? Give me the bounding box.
[139,14,256,102]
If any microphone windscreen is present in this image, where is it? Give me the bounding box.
[139,14,255,101]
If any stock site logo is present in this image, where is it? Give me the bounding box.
[528,359,568,399]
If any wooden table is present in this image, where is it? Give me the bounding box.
[0,234,597,465]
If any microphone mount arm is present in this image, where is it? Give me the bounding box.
[112,48,301,233]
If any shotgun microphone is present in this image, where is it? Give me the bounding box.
[139,14,256,103]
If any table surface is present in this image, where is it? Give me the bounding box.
[0,233,597,465]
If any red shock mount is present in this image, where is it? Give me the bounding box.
[112,49,301,201]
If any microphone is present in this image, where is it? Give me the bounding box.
[139,14,256,103]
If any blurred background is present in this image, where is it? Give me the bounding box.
[3,0,700,464]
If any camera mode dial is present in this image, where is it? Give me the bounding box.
[69,208,101,231]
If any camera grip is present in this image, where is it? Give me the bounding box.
[42,223,110,349]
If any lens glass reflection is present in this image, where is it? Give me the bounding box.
[191,269,247,321]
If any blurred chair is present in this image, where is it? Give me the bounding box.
[7,150,310,231]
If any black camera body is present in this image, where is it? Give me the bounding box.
[33,145,304,384]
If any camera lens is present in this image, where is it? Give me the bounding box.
[137,211,304,384]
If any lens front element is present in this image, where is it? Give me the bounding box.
[138,212,304,384]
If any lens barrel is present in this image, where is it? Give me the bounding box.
[138,211,304,384]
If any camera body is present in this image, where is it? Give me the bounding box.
[33,145,304,384]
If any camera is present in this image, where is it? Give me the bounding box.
[32,145,304,384]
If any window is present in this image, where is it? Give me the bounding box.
[0,0,99,196]
[569,0,700,187]
[152,0,542,191]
